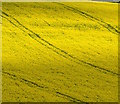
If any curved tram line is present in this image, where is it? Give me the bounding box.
[1,11,118,76]
[3,71,86,103]
[55,3,119,35]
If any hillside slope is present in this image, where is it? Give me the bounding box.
[2,2,118,102]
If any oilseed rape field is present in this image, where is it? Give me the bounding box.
[2,2,118,102]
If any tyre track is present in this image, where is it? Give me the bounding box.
[55,2,119,35]
[3,71,86,102]
[1,11,118,76]
[56,92,87,103]
[3,71,46,89]
[7,3,116,60]
[42,19,51,26]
